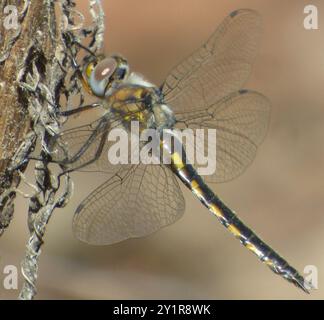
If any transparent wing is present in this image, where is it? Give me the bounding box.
[72,163,185,245]
[175,90,271,183]
[162,9,262,114]
[50,114,134,174]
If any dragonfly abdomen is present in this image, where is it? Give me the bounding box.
[168,148,310,293]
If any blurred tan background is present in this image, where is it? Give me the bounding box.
[1,0,324,299]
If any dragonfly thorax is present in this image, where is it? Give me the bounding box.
[104,72,176,133]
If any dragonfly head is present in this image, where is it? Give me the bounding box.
[83,54,129,97]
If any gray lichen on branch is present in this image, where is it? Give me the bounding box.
[0,0,105,299]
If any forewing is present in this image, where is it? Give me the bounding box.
[72,164,185,245]
[162,9,262,114]
[175,90,271,183]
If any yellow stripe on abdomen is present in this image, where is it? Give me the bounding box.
[170,155,310,293]
[227,224,242,238]
[171,152,185,170]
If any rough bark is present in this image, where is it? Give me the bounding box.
[0,0,34,235]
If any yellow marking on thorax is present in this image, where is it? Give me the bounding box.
[115,87,145,101]
[85,62,95,78]
[124,110,146,123]
[81,77,93,95]
[108,87,150,119]
[123,103,142,115]
[134,88,145,99]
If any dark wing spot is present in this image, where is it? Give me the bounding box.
[230,10,239,18]
[239,89,249,95]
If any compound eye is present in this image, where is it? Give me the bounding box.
[94,57,117,81]
[88,57,117,97]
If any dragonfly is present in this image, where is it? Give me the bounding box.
[52,9,310,293]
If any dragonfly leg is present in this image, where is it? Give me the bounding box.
[43,96,101,117]
[58,120,109,175]
[71,40,97,58]
[59,103,101,117]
